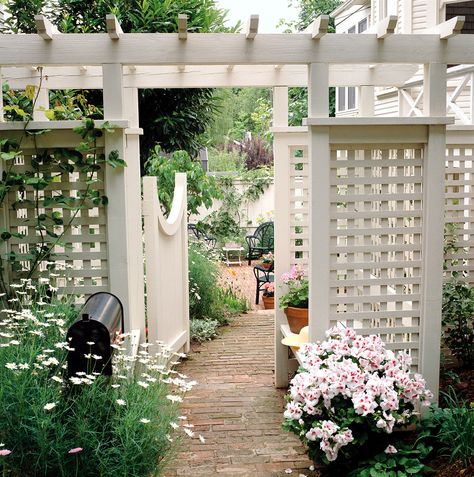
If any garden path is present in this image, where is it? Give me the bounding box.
[164,311,320,477]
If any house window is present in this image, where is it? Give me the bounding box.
[336,18,368,112]
[446,1,474,34]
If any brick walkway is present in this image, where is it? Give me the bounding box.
[164,312,320,477]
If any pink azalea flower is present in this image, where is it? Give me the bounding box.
[68,447,83,454]
[0,449,12,456]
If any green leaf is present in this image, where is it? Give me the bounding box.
[1,232,11,240]
[1,151,20,161]
[107,150,127,168]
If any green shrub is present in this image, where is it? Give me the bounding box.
[442,280,474,368]
[428,389,474,467]
[188,244,226,323]
[217,286,249,315]
[190,319,220,342]
[349,441,432,477]
[208,148,245,172]
[0,281,190,477]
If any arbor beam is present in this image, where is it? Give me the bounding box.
[1,33,474,65]
[34,15,59,40]
[376,15,398,39]
[425,16,465,39]
[178,14,188,40]
[308,15,329,39]
[246,15,259,39]
[106,14,123,40]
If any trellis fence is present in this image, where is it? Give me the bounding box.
[274,119,470,395]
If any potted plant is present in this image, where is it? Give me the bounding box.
[262,282,275,309]
[259,252,274,270]
[279,266,309,333]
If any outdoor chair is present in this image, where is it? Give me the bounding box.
[187,224,217,249]
[253,262,274,305]
[246,221,274,265]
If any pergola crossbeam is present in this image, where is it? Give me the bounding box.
[34,15,59,40]
[246,15,259,39]
[425,16,465,39]
[2,33,474,65]
[178,14,188,40]
[106,14,123,40]
[374,15,398,39]
[306,15,329,39]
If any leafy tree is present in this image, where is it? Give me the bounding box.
[205,88,271,146]
[279,0,342,32]
[2,0,239,163]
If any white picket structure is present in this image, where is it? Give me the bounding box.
[142,175,190,354]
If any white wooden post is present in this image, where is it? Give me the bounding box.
[102,64,146,338]
[420,63,447,401]
[273,86,290,387]
[33,87,49,121]
[273,86,288,127]
[359,86,374,116]
[470,73,474,124]
[308,63,331,342]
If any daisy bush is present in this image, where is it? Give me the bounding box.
[283,326,433,468]
[0,279,197,477]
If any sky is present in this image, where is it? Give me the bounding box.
[217,0,299,33]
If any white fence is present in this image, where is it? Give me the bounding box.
[444,128,474,283]
[142,174,190,353]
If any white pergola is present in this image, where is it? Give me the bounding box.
[1,13,473,398]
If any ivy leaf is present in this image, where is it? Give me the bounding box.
[107,150,127,168]
[1,151,20,161]
[25,85,36,101]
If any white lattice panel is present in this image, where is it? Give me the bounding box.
[329,144,424,368]
[6,150,109,297]
[444,145,474,283]
[289,145,310,269]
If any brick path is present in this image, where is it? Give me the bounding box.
[164,312,320,477]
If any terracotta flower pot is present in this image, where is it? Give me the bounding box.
[284,306,309,333]
[260,261,273,270]
[262,295,274,309]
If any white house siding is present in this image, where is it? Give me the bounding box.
[412,0,428,31]
[374,91,399,116]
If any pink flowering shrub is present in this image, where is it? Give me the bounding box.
[283,326,432,467]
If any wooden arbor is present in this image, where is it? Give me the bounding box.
[1,13,473,398]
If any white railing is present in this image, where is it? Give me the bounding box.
[142,174,190,353]
[398,64,474,124]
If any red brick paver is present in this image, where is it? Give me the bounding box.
[164,312,320,477]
